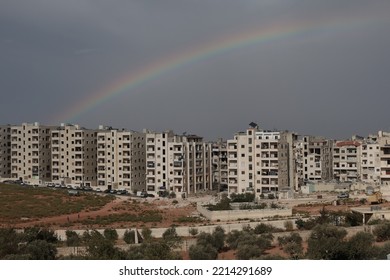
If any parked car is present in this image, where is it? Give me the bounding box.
[337,192,349,199]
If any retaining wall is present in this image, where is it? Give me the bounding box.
[197,203,292,222]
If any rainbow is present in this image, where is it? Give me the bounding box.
[54,14,383,123]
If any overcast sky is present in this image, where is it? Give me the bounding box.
[1,0,390,141]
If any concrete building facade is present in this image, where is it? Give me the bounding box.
[332,140,361,182]
[0,125,11,179]
[378,131,390,185]
[145,130,212,196]
[278,131,298,191]
[96,128,145,192]
[212,139,228,191]
[297,136,333,184]
[227,126,280,196]
[51,124,97,187]
[10,122,53,184]
[360,135,381,184]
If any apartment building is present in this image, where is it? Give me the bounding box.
[278,131,298,190]
[96,127,145,192]
[212,139,228,191]
[360,135,380,184]
[332,140,361,182]
[10,122,53,184]
[297,136,333,184]
[378,131,390,185]
[0,125,11,179]
[184,135,213,194]
[51,124,97,187]
[145,130,212,196]
[227,125,280,196]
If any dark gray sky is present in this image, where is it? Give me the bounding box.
[1,0,390,141]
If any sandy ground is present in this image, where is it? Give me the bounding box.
[8,196,198,230]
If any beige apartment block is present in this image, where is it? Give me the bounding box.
[51,124,97,187]
[297,136,332,184]
[333,140,361,182]
[0,125,11,179]
[145,130,212,196]
[378,131,390,185]
[227,125,280,197]
[212,139,228,191]
[184,135,213,194]
[360,135,380,184]
[96,127,145,192]
[10,122,54,184]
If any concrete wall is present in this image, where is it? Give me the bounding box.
[197,203,292,222]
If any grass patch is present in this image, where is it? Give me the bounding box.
[0,183,114,222]
[80,211,163,226]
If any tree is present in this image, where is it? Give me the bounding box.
[139,240,182,260]
[278,232,303,259]
[253,223,277,234]
[162,227,182,248]
[345,231,375,260]
[141,227,152,242]
[123,230,136,244]
[373,241,390,259]
[189,227,226,260]
[65,230,81,247]
[373,222,390,242]
[84,230,124,260]
[189,243,218,260]
[188,228,199,236]
[23,227,58,243]
[208,195,231,211]
[23,240,57,260]
[306,224,348,259]
[0,228,22,259]
[344,212,363,227]
[236,234,272,259]
[226,229,272,259]
[103,228,118,242]
[211,226,225,251]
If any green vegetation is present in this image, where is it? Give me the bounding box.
[189,226,225,260]
[295,208,363,230]
[373,222,390,242]
[206,195,231,211]
[174,216,202,223]
[230,192,255,202]
[123,230,136,244]
[278,232,303,259]
[80,211,162,226]
[0,227,58,260]
[226,225,274,260]
[306,224,383,260]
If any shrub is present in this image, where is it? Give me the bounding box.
[123,230,136,244]
[284,220,294,231]
[103,228,118,241]
[230,193,255,203]
[188,228,199,236]
[65,230,81,246]
[373,222,390,242]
